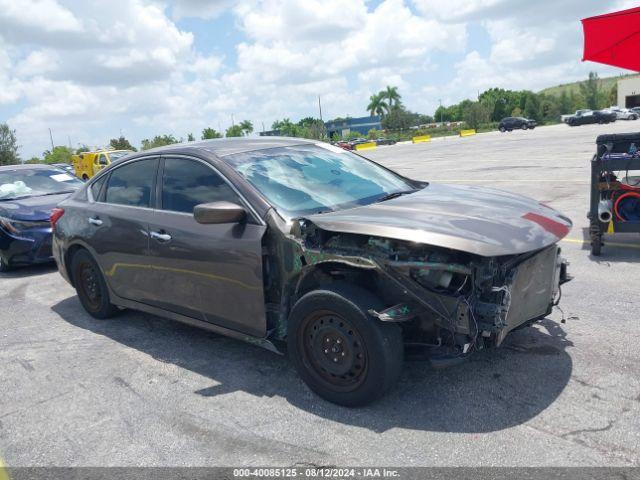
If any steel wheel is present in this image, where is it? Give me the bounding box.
[300,310,368,392]
[71,249,118,319]
[76,260,102,312]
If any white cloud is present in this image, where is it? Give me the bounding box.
[172,0,236,19]
[0,0,635,158]
[0,0,83,42]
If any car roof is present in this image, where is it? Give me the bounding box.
[134,136,317,158]
[0,163,60,171]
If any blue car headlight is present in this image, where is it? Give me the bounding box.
[0,216,49,235]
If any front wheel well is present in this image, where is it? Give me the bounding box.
[292,263,381,309]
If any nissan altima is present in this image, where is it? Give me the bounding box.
[52,138,572,406]
[0,164,83,272]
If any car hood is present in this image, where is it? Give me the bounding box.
[304,183,572,257]
[0,193,71,222]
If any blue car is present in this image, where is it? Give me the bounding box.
[0,164,83,272]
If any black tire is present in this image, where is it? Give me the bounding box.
[521,124,528,130]
[70,249,119,319]
[287,284,403,407]
[499,126,506,133]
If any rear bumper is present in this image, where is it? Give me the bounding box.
[52,236,72,284]
[0,227,54,267]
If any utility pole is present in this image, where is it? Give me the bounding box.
[318,95,323,122]
[231,114,235,127]
[438,99,443,125]
[68,135,72,149]
[48,128,55,151]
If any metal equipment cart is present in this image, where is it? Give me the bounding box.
[589,133,640,255]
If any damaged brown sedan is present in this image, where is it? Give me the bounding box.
[52,138,572,406]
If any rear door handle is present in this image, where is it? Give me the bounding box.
[150,231,172,242]
[88,217,103,226]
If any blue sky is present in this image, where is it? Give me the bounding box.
[0,0,634,158]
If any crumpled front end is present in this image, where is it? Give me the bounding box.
[375,242,571,350]
[288,220,571,359]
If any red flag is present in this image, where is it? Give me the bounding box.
[582,6,640,72]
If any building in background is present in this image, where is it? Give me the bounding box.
[259,115,382,138]
[617,76,640,108]
[324,116,381,138]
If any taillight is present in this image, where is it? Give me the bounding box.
[50,208,65,231]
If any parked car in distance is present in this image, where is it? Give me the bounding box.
[498,117,537,132]
[53,138,571,406]
[631,107,640,116]
[72,149,133,181]
[335,141,353,151]
[608,107,638,120]
[565,109,616,126]
[375,137,396,146]
[0,164,83,271]
[52,163,77,176]
[348,138,370,149]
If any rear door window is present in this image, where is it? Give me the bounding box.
[105,158,158,208]
[160,158,239,214]
[90,174,107,201]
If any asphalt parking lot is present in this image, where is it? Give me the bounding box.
[1,122,639,467]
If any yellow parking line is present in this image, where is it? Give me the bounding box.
[0,457,9,480]
[561,237,640,250]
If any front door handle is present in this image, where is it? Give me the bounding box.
[150,230,172,242]
[88,217,103,226]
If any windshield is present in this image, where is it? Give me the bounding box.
[0,168,83,200]
[108,151,131,162]
[226,143,415,217]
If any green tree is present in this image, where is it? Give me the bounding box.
[187,133,195,142]
[579,72,600,110]
[225,125,244,137]
[0,123,20,166]
[109,136,136,151]
[523,92,542,121]
[367,129,380,140]
[558,91,572,114]
[25,157,42,164]
[141,134,178,150]
[76,145,90,154]
[272,118,299,137]
[43,146,73,164]
[239,120,253,136]
[463,102,491,130]
[367,92,388,117]
[381,106,413,130]
[382,86,401,108]
[201,127,222,140]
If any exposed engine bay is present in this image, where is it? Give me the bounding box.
[269,217,572,362]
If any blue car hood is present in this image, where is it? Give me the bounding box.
[0,193,71,222]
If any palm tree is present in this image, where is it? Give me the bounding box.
[239,120,253,136]
[367,93,388,117]
[382,86,401,108]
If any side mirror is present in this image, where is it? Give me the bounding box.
[194,201,246,224]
